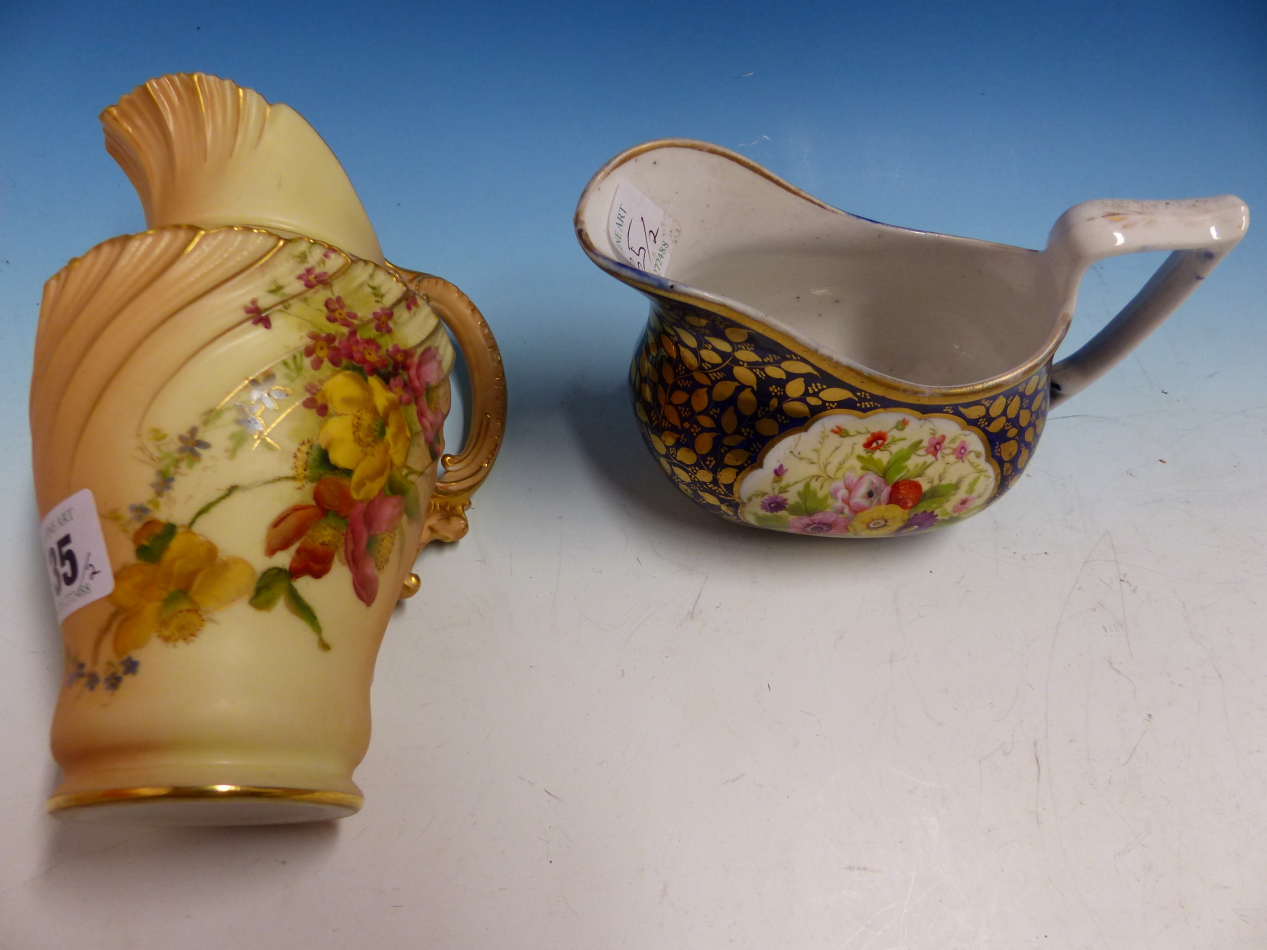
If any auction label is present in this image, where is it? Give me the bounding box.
[608,181,680,277]
[40,489,114,622]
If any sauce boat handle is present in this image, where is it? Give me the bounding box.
[390,266,508,554]
[1043,195,1249,406]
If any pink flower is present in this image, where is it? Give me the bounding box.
[372,308,394,334]
[952,495,975,514]
[324,296,357,328]
[832,472,891,513]
[925,434,945,460]
[787,511,850,535]
[389,375,414,405]
[953,440,969,462]
[244,298,271,329]
[344,493,406,606]
[337,330,387,372]
[773,463,787,479]
[404,292,419,312]
[302,380,329,417]
[407,347,444,402]
[298,266,329,288]
[304,330,339,370]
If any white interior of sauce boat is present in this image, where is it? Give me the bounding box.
[577,142,1065,388]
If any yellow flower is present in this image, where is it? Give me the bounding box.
[848,504,909,537]
[317,371,411,501]
[108,527,255,657]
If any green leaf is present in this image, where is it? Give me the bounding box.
[751,512,791,529]
[305,444,337,482]
[883,441,922,484]
[250,567,291,611]
[385,469,413,496]
[787,480,831,517]
[903,460,933,481]
[857,455,886,477]
[135,522,177,563]
[922,483,957,500]
[403,486,421,523]
[285,581,330,651]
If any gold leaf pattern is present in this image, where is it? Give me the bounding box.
[819,387,853,401]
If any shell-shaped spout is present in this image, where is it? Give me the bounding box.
[102,73,384,263]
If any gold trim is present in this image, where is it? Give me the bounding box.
[47,784,363,815]
[575,138,1071,404]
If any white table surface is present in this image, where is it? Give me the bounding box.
[1,2,1264,947]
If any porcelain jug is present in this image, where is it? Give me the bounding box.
[31,74,506,824]
[576,140,1246,537]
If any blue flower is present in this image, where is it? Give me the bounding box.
[151,474,175,496]
[129,503,152,522]
[84,672,100,691]
[120,656,140,676]
[104,673,123,692]
[177,426,211,460]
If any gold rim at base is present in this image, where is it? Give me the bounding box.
[47,784,363,815]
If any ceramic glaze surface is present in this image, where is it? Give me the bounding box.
[31,74,506,824]
[632,296,1046,533]
[578,140,1246,537]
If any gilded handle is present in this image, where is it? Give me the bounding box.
[390,267,507,574]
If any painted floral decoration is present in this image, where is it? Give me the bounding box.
[737,411,996,536]
[70,249,453,694]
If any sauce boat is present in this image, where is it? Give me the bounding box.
[31,74,506,824]
[576,140,1247,537]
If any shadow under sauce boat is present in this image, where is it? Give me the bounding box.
[575,140,1247,538]
[31,74,505,824]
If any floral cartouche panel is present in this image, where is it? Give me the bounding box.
[631,297,1048,536]
[65,241,452,694]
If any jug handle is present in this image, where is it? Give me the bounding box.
[388,266,507,598]
[1044,195,1248,406]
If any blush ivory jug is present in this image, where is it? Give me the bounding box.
[575,140,1247,537]
[31,73,506,824]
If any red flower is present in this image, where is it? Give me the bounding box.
[863,431,888,451]
[372,308,394,334]
[304,331,340,370]
[388,375,414,405]
[265,477,357,580]
[889,480,924,510]
[403,292,419,312]
[298,266,329,289]
[339,330,387,372]
[302,380,330,416]
[324,296,357,328]
[244,298,271,329]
